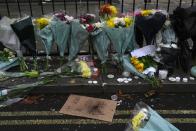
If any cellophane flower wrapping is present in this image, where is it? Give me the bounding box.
[125,102,180,131]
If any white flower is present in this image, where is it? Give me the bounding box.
[64,15,74,22]
[94,22,104,28]
[113,17,119,25]
[119,18,125,25]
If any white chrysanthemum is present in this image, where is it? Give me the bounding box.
[64,15,74,21]
[119,18,125,25]
[113,17,119,25]
[94,22,104,28]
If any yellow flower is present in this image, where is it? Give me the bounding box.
[35,18,49,29]
[131,57,140,65]
[106,18,115,28]
[131,56,137,62]
[131,57,145,72]
[79,61,92,78]
[133,60,140,66]
[141,10,153,16]
[136,63,144,72]
[124,17,133,27]
[109,5,118,17]
[131,112,145,131]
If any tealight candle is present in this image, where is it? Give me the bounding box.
[169,77,176,82]
[176,77,181,82]
[93,81,98,84]
[182,78,188,83]
[190,77,195,81]
[159,70,168,80]
[117,78,123,83]
[124,80,129,83]
[88,80,93,84]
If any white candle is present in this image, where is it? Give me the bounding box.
[159,70,168,80]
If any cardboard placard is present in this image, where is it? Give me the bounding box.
[60,95,117,122]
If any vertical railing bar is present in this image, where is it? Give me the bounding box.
[16,0,21,17]
[103,0,106,4]
[89,38,91,58]
[28,0,33,16]
[144,0,147,9]
[64,0,66,11]
[87,0,89,13]
[167,0,170,12]
[40,0,44,15]
[156,0,159,9]
[110,0,112,4]
[87,0,90,54]
[98,0,101,8]
[5,0,10,17]
[191,0,194,6]
[121,0,124,13]
[75,0,78,17]
[179,0,182,7]
[52,0,55,12]
[133,0,135,12]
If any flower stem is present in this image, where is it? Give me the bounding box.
[19,57,28,72]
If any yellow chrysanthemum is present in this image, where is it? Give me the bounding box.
[35,18,49,29]
[79,61,92,78]
[136,63,144,72]
[124,17,133,27]
[141,10,153,16]
[109,5,118,17]
[131,57,137,62]
[106,18,115,28]
[133,60,140,66]
[131,57,140,65]
[131,57,145,72]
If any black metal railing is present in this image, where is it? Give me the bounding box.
[0,0,195,56]
[1,0,195,17]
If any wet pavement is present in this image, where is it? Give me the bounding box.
[0,93,196,131]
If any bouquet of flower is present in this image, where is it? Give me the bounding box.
[99,4,118,20]
[0,48,15,62]
[0,70,39,81]
[131,56,157,74]
[78,60,92,78]
[125,102,180,131]
[34,13,73,68]
[130,55,160,87]
[0,79,53,107]
[58,60,92,78]
[134,9,167,45]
